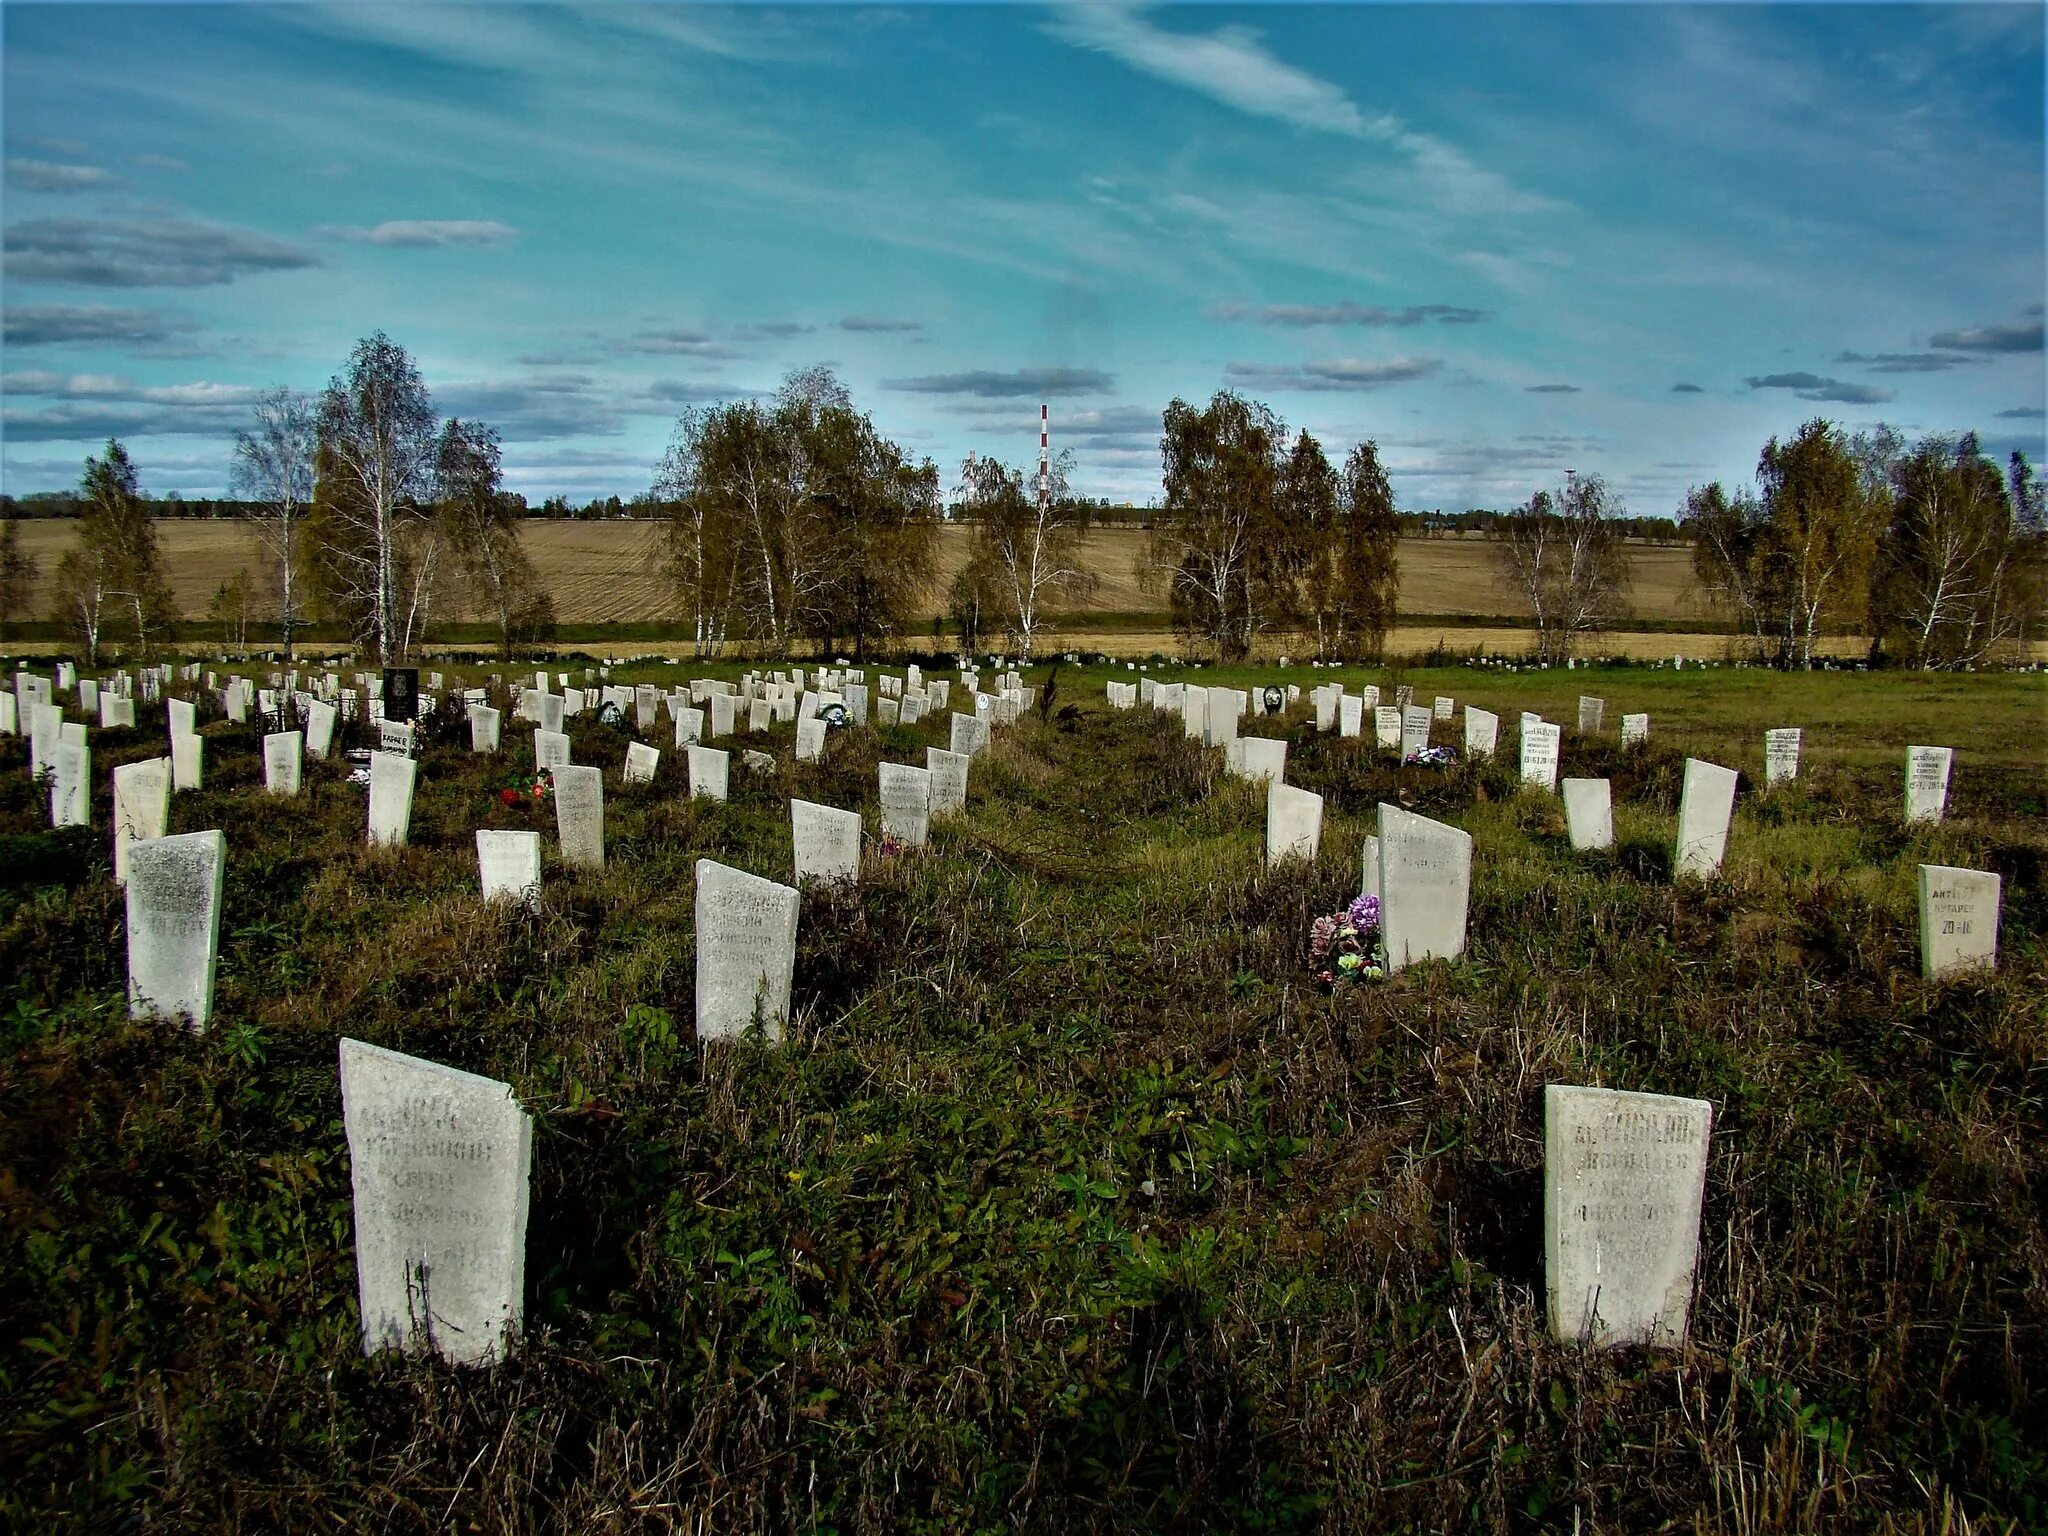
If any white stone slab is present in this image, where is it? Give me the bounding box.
[537,693,565,734]
[263,731,302,795]
[1360,833,1381,905]
[1763,728,1800,788]
[1620,712,1649,747]
[795,719,826,764]
[340,1039,532,1366]
[1205,686,1239,748]
[1578,695,1604,733]
[694,859,800,1044]
[1377,802,1472,973]
[1433,695,1454,721]
[1917,864,2000,981]
[622,742,660,784]
[926,747,969,814]
[171,732,203,791]
[1520,721,1562,791]
[1266,782,1322,867]
[1545,1084,1712,1348]
[676,707,705,747]
[879,762,932,847]
[378,719,415,757]
[791,799,861,886]
[1240,736,1286,786]
[1400,704,1432,760]
[1373,705,1402,749]
[470,704,502,753]
[1905,746,1952,824]
[534,729,572,773]
[111,756,172,885]
[1673,758,1737,879]
[552,764,604,869]
[476,829,542,910]
[687,744,730,801]
[1464,706,1498,759]
[125,829,225,1030]
[1561,778,1614,851]
[1338,696,1364,738]
[368,751,418,847]
[304,699,338,759]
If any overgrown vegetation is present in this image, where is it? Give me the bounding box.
[0,662,2042,1533]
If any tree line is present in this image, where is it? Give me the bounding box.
[1,335,2039,669]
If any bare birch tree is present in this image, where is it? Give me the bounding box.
[230,387,317,658]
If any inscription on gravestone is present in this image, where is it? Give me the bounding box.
[695,860,801,1044]
[1917,863,2000,981]
[125,829,225,1030]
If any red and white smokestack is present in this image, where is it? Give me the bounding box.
[1039,403,1049,512]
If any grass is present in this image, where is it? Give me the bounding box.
[0,658,2043,1533]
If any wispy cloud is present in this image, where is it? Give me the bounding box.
[318,219,518,247]
[2,304,199,350]
[1995,406,2045,420]
[732,321,815,339]
[1671,383,1704,393]
[613,327,742,360]
[883,367,1114,398]
[1208,301,1489,327]
[838,315,923,333]
[3,215,319,288]
[5,157,118,193]
[1745,371,1895,405]
[1525,383,1580,394]
[1835,350,1981,374]
[0,370,267,440]
[1225,357,1441,391]
[1926,317,2044,353]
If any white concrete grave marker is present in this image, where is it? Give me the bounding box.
[1763,728,1801,788]
[470,705,502,754]
[1400,704,1432,760]
[1520,721,1562,792]
[534,729,571,773]
[304,699,338,759]
[263,731,303,795]
[340,1039,532,1367]
[1239,736,1286,786]
[476,830,542,910]
[948,711,989,759]
[694,859,801,1044]
[791,799,861,886]
[795,719,826,764]
[1360,834,1381,906]
[125,829,225,1030]
[748,699,772,733]
[1265,783,1322,867]
[676,707,704,747]
[171,731,203,791]
[1545,1084,1712,1349]
[879,762,932,847]
[1433,695,1454,721]
[1377,802,1472,973]
[112,757,172,884]
[1673,758,1738,880]
[1464,706,1498,759]
[1621,713,1649,747]
[926,747,969,814]
[537,693,565,734]
[552,764,604,869]
[687,745,730,801]
[622,742,660,784]
[1373,706,1402,750]
[367,751,418,847]
[1905,746,1952,824]
[378,719,415,757]
[1205,687,1239,748]
[1561,778,1614,851]
[1917,864,2000,981]
[49,724,89,827]
[1338,696,1364,738]
[1578,696,1604,733]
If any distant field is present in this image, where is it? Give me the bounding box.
[10,518,1704,630]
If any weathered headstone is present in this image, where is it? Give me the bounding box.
[263,731,303,795]
[1673,758,1738,879]
[1905,746,1952,824]
[534,729,572,773]
[301,698,338,759]
[112,756,172,884]
[694,859,800,1044]
[1240,736,1286,786]
[687,744,730,801]
[1917,864,2000,981]
[949,711,989,759]
[1360,833,1381,905]
[1373,705,1402,750]
[622,742,660,784]
[125,829,225,1030]
[676,707,704,747]
[1763,728,1801,788]
[1377,802,1472,973]
[1205,686,1239,749]
[171,731,203,791]
[1338,696,1364,739]
[476,829,542,910]
[795,719,826,764]
[552,764,604,869]
[470,704,502,754]
[340,1039,532,1366]
[1520,720,1562,792]
[1464,706,1498,759]
[1578,695,1604,733]
[1433,695,1454,721]
[368,751,418,847]
[1561,778,1614,851]
[1545,1084,1712,1348]
[378,719,416,757]
[791,799,861,886]
[1620,712,1649,747]
[925,747,969,814]
[1400,704,1432,760]
[48,723,89,827]
[1266,783,1323,867]
[879,762,932,847]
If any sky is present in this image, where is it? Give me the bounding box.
[1,2,2043,513]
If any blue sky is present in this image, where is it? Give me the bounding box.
[2,2,2043,512]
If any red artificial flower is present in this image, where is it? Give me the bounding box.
[500,788,520,806]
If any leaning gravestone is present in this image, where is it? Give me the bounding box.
[1240,736,1286,786]
[367,751,418,847]
[340,1039,532,1366]
[791,799,861,886]
[534,729,572,773]
[112,756,172,885]
[1763,727,1801,788]
[1464,707,1498,760]
[1561,778,1614,851]
[378,719,416,757]
[623,742,660,784]
[879,762,932,848]
[552,764,604,869]
[1520,721,1562,792]
[1904,746,1952,825]
[51,726,89,828]
[1266,783,1323,867]
[263,731,303,796]
[687,744,730,801]
[926,747,969,815]
[1377,802,1472,973]
[470,704,502,754]
[1673,758,1738,880]
[172,732,203,791]
[1917,864,2000,981]
[476,829,542,910]
[304,699,338,759]
[676,707,704,747]
[694,859,801,1044]
[1545,1084,1712,1348]
[125,829,226,1031]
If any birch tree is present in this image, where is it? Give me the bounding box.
[1489,475,1629,662]
[953,448,1093,661]
[1875,434,2035,668]
[230,387,317,658]
[1152,392,1284,661]
[438,418,555,660]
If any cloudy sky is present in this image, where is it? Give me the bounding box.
[2,2,2042,511]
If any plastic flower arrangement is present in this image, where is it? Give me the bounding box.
[1309,892,1386,988]
[499,769,554,808]
[1405,744,1461,768]
[877,833,908,858]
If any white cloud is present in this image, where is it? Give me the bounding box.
[319,220,519,247]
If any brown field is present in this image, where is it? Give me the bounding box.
[12,517,1702,628]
